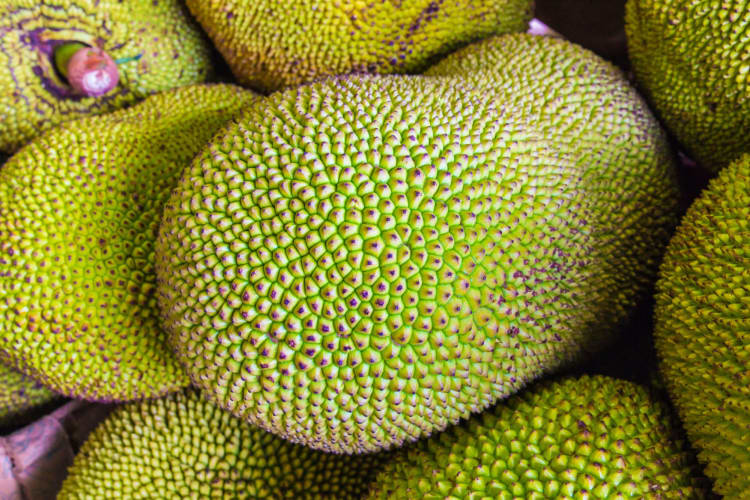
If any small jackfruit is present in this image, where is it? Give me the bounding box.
[156,74,680,453]
[0,360,62,428]
[367,376,704,499]
[654,153,750,498]
[625,0,750,171]
[184,0,533,92]
[0,84,259,401]
[0,0,216,154]
[58,388,386,499]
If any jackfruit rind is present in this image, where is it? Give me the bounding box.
[367,376,704,499]
[0,84,259,402]
[58,388,387,499]
[625,0,750,171]
[0,360,61,427]
[654,153,750,498]
[0,0,215,154]
[156,74,675,453]
[184,0,533,93]
[426,33,680,342]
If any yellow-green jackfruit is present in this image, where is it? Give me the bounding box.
[0,84,259,402]
[425,33,680,339]
[0,0,216,154]
[625,0,750,171]
[184,0,533,93]
[654,153,750,498]
[367,376,705,499]
[155,74,680,453]
[58,388,387,499]
[0,360,62,427]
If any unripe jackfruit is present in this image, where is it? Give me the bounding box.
[0,84,259,401]
[654,153,750,498]
[184,0,533,92]
[155,74,680,453]
[58,388,386,499]
[0,0,215,154]
[0,360,61,427]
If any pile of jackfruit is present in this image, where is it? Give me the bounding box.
[0,0,748,498]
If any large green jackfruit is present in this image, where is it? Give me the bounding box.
[367,376,704,499]
[625,0,750,171]
[0,0,215,154]
[425,33,680,334]
[0,84,259,401]
[184,0,533,93]
[155,74,680,453]
[0,360,62,427]
[58,388,386,499]
[654,153,750,498]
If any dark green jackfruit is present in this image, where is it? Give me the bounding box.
[368,376,705,499]
[0,84,259,401]
[654,153,750,498]
[58,388,387,499]
[155,74,681,453]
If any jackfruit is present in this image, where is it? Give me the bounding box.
[0,360,62,427]
[425,33,679,332]
[654,153,750,498]
[0,84,259,402]
[625,0,750,171]
[183,0,533,93]
[58,388,386,499]
[0,0,215,154]
[155,74,680,453]
[367,376,704,499]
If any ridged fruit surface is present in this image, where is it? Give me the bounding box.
[0,360,61,427]
[58,388,386,499]
[0,84,259,401]
[625,0,750,171]
[0,0,215,153]
[184,0,533,92]
[156,74,680,453]
[367,376,704,499]
[654,153,750,498]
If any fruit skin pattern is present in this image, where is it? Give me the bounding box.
[0,0,215,154]
[654,153,750,498]
[156,74,680,454]
[184,0,533,92]
[367,376,704,499]
[0,84,259,402]
[425,33,681,353]
[625,0,750,171]
[0,360,61,427]
[58,388,387,499]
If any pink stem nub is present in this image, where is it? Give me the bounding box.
[66,47,120,97]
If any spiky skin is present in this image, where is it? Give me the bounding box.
[426,34,680,343]
[0,84,259,402]
[654,153,750,498]
[184,0,533,93]
[367,376,704,499]
[155,74,679,453]
[625,0,750,172]
[0,360,61,427]
[0,0,215,154]
[58,389,387,499]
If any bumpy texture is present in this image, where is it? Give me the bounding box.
[0,361,61,427]
[426,33,680,340]
[654,153,750,498]
[367,376,703,499]
[0,84,259,401]
[0,0,215,154]
[58,389,386,499]
[625,0,750,171]
[156,74,680,453]
[184,0,533,92]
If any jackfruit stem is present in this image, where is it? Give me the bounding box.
[52,42,120,97]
